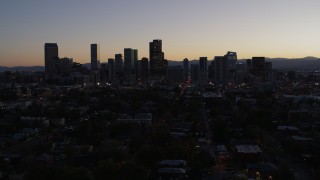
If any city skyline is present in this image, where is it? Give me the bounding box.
[1,0,320,66]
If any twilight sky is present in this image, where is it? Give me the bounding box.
[1,0,320,66]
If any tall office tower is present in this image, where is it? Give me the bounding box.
[214,52,237,84]
[124,48,134,71]
[224,51,237,81]
[251,57,272,82]
[191,64,200,83]
[44,43,59,75]
[199,57,208,84]
[199,57,207,72]
[100,63,108,83]
[183,58,189,80]
[133,49,138,76]
[91,44,100,70]
[140,57,149,80]
[252,57,266,72]
[115,54,123,74]
[246,59,252,72]
[108,58,115,82]
[208,61,215,81]
[214,56,226,83]
[235,62,246,83]
[149,39,167,79]
[60,57,73,75]
[124,48,135,82]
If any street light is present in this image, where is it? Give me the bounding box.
[256,171,261,180]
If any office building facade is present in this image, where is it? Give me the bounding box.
[149,39,167,79]
[140,57,149,80]
[199,57,208,84]
[123,48,135,82]
[183,58,189,80]
[91,44,100,70]
[214,51,237,83]
[108,58,115,82]
[191,64,200,83]
[133,49,138,77]
[115,54,123,73]
[44,43,59,74]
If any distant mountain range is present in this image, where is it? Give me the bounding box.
[168,57,320,70]
[0,66,44,72]
[264,57,320,70]
[1,57,320,72]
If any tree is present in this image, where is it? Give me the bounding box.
[94,160,147,180]
[137,145,163,167]
[278,164,295,180]
[27,165,91,180]
[151,124,171,147]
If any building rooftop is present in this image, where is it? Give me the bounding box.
[159,160,187,167]
[235,145,261,154]
[292,136,314,141]
[158,168,186,174]
[277,125,299,131]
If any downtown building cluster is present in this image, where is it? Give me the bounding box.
[44,40,167,85]
[44,40,273,86]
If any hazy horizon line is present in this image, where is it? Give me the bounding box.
[1,56,320,68]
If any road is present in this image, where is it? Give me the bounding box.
[200,97,225,180]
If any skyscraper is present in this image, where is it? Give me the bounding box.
[191,64,200,83]
[183,58,189,80]
[199,57,207,72]
[124,48,135,82]
[44,43,59,74]
[235,62,246,83]
[133,49,138,76]
[124,48,134,72]
[208,61,215,81]
[60,57,73,75]
[214,51,237,83]
[199,57,208,84]
[252,57,266,72]
[140,57,149,80]
[114,53,123,83]
[224,51,237,81]
[108,58,115,82]
[149,39,167,79]
[91,44,100,70]
[250,57,272,82]
[115,54,123,74]
[214,56,225,83]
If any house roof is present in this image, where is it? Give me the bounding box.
[235,145,261,154]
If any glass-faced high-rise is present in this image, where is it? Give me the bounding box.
[183,58,189,80]
[91,44,100,70]
[115,54,123,74]
[199,57,208,82]
[108,58,115,81]
[44,43,59,74]
[224,51,237,81]
[124,48,134,72]
[149,39,167,78]
[199,57,207,71]
[123,48,136,82]
[133,49,138,76]
[140,57,149,79]
[214,51,237,83]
